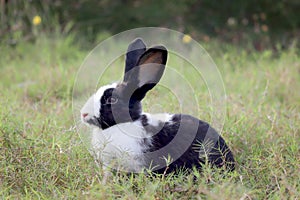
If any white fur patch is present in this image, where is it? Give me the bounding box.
[94,83,118,117]
[91,122,148,172]
[142,112,173,126]
[80,83,118,124]
[80,95,95,125]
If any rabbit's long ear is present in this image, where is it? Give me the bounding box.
[124,38,146,82]
[123,46,168,101]
[136,46,167,87]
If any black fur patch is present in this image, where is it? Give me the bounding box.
[143,114,235,173]
[124,38,146,82]
[97,88,142,130]
[140,114,148,126]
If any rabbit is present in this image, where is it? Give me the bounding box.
[80,38,235,174]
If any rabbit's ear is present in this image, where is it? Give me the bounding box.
[136,46,167,87]
[124,38,146,82]
[122,46,168,101]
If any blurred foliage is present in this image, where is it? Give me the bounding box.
[0,0,299,49]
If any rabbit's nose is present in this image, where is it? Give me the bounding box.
[82,113,88,118]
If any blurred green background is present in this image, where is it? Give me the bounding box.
[1,0,299,49]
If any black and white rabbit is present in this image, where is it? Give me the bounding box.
[80,38,235,173]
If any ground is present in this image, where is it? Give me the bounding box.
[0,36,299,199]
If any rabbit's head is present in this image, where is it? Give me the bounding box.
[81,38,168,129]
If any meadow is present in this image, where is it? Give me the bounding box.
[0,35,299,199]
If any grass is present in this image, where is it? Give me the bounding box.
[0,35,299,199]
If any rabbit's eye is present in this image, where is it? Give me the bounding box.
[106,97,118,104]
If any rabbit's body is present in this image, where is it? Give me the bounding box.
[91,121,146,172]
[90,112,173,172]
[89,109,234,173]
[81,38,235,173]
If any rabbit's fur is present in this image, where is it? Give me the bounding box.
[81,38,235,173]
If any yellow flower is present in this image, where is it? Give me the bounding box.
[32,15,42,26]
[182,34,192,44]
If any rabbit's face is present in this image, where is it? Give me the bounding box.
[81,82,142,129]
[81,38,167,130]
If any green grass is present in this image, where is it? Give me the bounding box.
[0,36,299,199]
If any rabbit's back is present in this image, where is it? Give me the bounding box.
[143,114,235,173]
